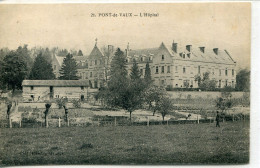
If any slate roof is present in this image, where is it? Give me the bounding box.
[128,47,158,56]
[171,47,235,64]
[22,80,89,87]
[88,45,104,59]
[74,56,88,62]
[129,42,236,65]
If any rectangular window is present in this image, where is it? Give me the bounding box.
[162,55,164,61]
[198,66,201,74]
[30,86,34,90]
[175,66,178,72]
[90,72,92,77]
[183,67,186,74]
[156,66,159,74]
[225,68,228,76]
[219,69,221,76]
[232,81,234,87]
[81,86,84,90]
[167,66,170,73]
[232,69,234,76]
[161,66,164,73]
[225,80,228,86]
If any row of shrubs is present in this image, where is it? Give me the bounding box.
[165,85,239,92]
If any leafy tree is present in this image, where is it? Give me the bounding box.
[121,60,145,121]
[144,62,152,85]
[121,82,143,121]
[0,48,10,61]
[215,97,233,113]
[130,59,141,80]
[194,74,201,87]
[106,48,128,107]
[55,97,68,109]
[59,53,79,80]
[16,45,33,71]
[77,50,83,56]
[195,72,216,91]
[2,51,28,93]
[144,85,167,116]
[157,96,174,121]
[44,103,51,128]
[29,53,55,80]
[58,49,69,56]
[236,68,250,91]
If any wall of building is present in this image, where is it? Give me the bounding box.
[23,86,50,101]
[23,86,88,102]
[53,86,87,100]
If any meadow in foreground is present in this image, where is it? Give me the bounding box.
[0,121,249,165]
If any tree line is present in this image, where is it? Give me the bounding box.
[0,44,250,94]
[0,45,82,93]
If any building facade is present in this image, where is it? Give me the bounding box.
[22,80,88,102]
[126,41,236,88]
[52,40,236,89]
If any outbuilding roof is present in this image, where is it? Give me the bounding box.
[22,80,89,87]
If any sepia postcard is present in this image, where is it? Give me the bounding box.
[0,1,258,167]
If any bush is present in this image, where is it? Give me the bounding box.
[55,98,68,109]
[72,99,81,108]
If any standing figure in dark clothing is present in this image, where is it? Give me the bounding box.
[216,111,221,127]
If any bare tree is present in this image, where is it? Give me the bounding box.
[44,103,52,128]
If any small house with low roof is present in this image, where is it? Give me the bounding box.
[22,80,88,102]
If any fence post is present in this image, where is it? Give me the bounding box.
[58,117,61,128]
[147,116,149,127]
[114,117,117,126]
[9,119,12,128]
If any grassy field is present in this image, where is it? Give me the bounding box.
[0,121,249,165]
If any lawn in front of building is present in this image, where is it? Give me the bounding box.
[0,121,249,165]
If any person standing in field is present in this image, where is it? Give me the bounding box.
[216,111,221,127]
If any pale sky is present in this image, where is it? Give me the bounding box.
[0,3,251,69]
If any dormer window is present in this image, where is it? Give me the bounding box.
[162,55,164,61]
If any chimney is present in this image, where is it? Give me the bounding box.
[186,45,192,52]
[199,47,205,53]
[108,45,114,53]
[213,48,218,55]
[172,41,178,53]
